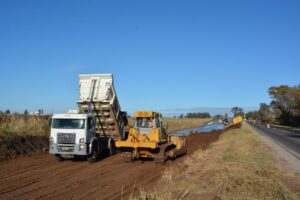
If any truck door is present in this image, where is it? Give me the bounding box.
[87,116,96,142]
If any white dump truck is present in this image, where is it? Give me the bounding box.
[49,74,128,162]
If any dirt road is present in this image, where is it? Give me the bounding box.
[0,131,222,200]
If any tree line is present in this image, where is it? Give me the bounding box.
[0,109,43,115]
[245,85,300,126]
[178,112,211,119]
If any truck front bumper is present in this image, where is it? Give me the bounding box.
[49,143,89,155]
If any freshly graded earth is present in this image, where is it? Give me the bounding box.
[0,131,223,200]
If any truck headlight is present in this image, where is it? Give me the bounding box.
[79,144,85,151]
[79,138,85,143]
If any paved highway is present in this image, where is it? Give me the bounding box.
[248,122,300,158]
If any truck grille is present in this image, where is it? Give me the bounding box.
[57,133,76,144]
[57,145,75,153]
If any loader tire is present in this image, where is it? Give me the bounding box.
[122,152,133,162]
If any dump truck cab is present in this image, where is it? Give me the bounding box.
[49,113,98,161]
[116,111,186,163]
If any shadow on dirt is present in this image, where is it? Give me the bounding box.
[0,135,49,163]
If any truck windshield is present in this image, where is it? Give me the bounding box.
[136,117,154,128]
[52,119,85,129]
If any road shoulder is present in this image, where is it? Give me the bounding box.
[250,124,300,174]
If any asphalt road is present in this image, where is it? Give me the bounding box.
[248,122,300,158]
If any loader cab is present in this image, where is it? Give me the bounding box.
[134,112,164,139]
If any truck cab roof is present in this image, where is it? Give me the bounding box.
[52,113,93,119]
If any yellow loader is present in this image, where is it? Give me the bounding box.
[223,115,243,129]
[115,111,186,162]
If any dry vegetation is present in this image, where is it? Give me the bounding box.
[133,123,300,200]
[127,117,210,133]
[0,115,49,141]
[163,118,210,132]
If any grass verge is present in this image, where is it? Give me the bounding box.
[132,122,300,200]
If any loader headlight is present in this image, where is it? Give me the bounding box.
[79,138,85,143]
[79,144,85,151]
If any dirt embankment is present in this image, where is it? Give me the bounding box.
[0,131,223,200]
[0,136,48,163]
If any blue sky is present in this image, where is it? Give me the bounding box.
[0,0,299,116]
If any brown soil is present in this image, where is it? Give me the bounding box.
[0,131,223,200]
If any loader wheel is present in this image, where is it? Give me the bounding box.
[154,150,167,163]
[87,146,99,163]
[122,152,133,162]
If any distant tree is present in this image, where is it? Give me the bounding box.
[224,113,228,119]
[173,116,177,118]
[186,112,211,118]
[231,107,244,117]
[179,114,184,118]
[212,114,223,121]
[38,109,44,115]
[245,111,258,120]
[5,109,10,114]
[24,109,29,115]
[269,85,300,126]
[257,103,273,123]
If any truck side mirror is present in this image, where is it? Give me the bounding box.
[48,119,52,127]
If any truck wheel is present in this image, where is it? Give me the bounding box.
[55,155,64,162]
[108,139,116,156]
[87,146,98,163]
[120,121,126,140]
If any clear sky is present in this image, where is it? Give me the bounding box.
[0,0,299,115]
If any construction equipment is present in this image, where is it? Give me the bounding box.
[49,74,128,163]
[223,115,243,129]
[115,111,186,163]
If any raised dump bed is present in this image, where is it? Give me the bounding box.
[77,74,128,140]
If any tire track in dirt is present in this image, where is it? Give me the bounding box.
[0,130,223,200]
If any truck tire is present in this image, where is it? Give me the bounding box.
[87,144,99,163]
[108,139,116,156]
[120,121,126,140]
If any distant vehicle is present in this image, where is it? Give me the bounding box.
[49,74,128,162]
[222,115,243,128]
